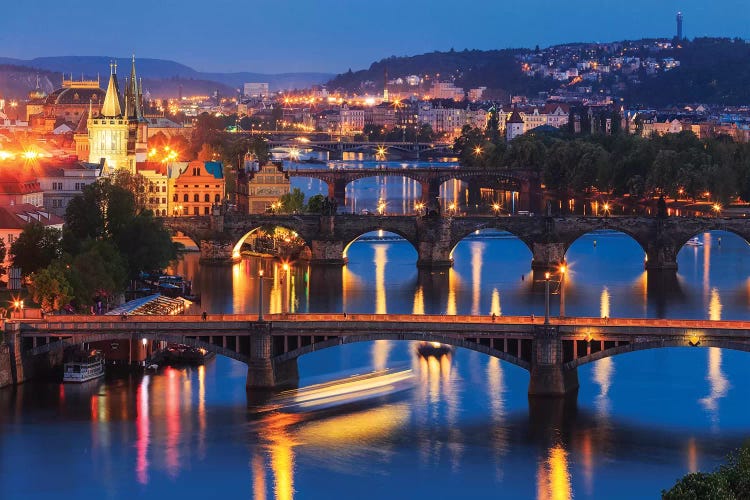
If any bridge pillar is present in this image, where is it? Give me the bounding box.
[199,239,238,263]
[420,179,442,207]
[467,181,482,211]
[416,216,453,269]
[528,326,579,397]
[644,243,678,271]
[329,179,347,209]
[531,242,566,271]
[310,240,346,265]
[246,324,298,390]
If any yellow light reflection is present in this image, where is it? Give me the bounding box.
[252,453,268,500]
[487,357,508,479]
[198,365,206,458]
[490,288,501,317]
[699,347,729,425]
[593,358,614,417]
[709,287,722,321]
[375,244,387,314]
[446,269,458,316]
[295,403,409,446]
[687,437,698,473]
[372,340,392,372]
[537,444,573,500]
[471,242,485,315]
[600,286,610,318]
[413,286,425,315]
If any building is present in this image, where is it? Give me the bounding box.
[0,171,44,207]
[87,57,149,175]
[136,162,170,217]
[430,81,464,101]
[28,76,105,134]
[0,204,64,269]
[677,12,683,40]
[244,83,270,99]
[33,159,104,216]
[506,109,525,141]
[170,160,225,216]
[246,163,290,214]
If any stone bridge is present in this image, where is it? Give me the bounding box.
[163,214,750,271]
[13,314,750,399]
[282,167,539,208]
[266,140,453,160]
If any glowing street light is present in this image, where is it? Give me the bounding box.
[377,200,386,215]
[473,145,483,156]
[448,202,457,215]
[559,264,566,318]
[603,202,611,217]
[544,271,551,325]
[414,202,425,215]
[258,269,265,321]
[492,203,501,215]
[713,203,722,217]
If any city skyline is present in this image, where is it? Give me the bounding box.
[4,0,750,75]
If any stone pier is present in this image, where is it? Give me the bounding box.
[246,323,299,389]
[527,325,579,397]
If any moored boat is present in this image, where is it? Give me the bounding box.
[686,237,704,247]
[416,341,454,357]
[63,350,105,383]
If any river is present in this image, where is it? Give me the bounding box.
[1,159,750,499]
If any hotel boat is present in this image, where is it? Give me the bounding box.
[416,341,454,358]
[63,350,105,383]
[685,237,704,247]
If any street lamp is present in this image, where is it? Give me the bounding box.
[603,202,611,217]
[414,202,425,216]
[448,202,456,216]
[258,269,264,321]
[559,264,566,318]
[492,203,501,216]
[377,199,386,215]
[544,271,551,325]
[713,203,722,217]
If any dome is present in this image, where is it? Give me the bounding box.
[45,87,105,106]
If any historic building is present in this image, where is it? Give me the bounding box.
[245,163,290,214]
[170,160,225,216]
[87,58,148,174]
[28,75,104,134]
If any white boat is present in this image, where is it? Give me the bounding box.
[686,237,704,247]
[63,350,105,383]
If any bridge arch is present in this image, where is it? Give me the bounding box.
[341,228,420,260]
[272,332,531,371]
[26,332,251,364]
[231,225,311,260]
[563,228,648,258]
[449,224,535,258]
[564,339,750,370]
[675,228,750,252]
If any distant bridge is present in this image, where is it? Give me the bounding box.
[281,167,539,207]
[163,213,750,272]
[266,140,454,159]
[13,314,750,398]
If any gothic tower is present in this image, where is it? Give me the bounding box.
[88,56,148,174]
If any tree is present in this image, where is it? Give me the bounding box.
[70,240,127,307]
[10,222,62,277]
[306,194,326,214]
[28,262,73,313]
[112,169,149,213]
[115,214,180,278]
[279,188,305,213]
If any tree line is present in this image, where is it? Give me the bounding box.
[454,125,750,204]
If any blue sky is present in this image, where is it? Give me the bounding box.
[3,0,749,74]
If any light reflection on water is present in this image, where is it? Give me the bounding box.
[5,228,750,498]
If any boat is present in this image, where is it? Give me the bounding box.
[686,237,704,247]
[416,341,454,358]
[63,350,105,383]
[266,368,415,413]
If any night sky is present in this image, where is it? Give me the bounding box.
[4,0,749,74]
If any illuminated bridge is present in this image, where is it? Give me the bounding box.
[265,140,454,160]
[11,314,750,398]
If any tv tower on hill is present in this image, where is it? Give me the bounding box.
[676,11,683,40]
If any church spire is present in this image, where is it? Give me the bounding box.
[125,54,143,120]
[101,60,122,118]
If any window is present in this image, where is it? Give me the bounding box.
[162,186,166,193]
[52,182,62,191]
[162,198,166,204]
[215,194,220,203]
[149,185,154,193]
[193,207,199,215]
[173,194,177,202]
[204,194,210,202]
[183,194,188,202]
[193,194,199,202]
[204,206,210,215]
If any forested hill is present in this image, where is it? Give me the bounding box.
[329,38,750,107]
[327,48,552,97]
[625,38,750,106]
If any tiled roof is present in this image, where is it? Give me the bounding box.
[0,203,63,229]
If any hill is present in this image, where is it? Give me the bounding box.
[328,48,552,97]
[0,56,332,99]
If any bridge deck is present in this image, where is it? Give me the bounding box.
[15,314,750,336]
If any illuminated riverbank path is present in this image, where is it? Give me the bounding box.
[11,314,750,398]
